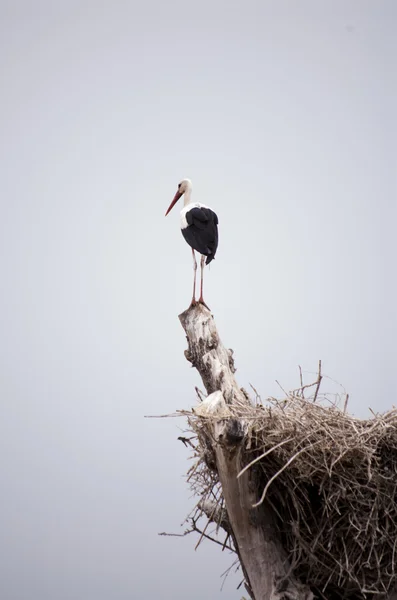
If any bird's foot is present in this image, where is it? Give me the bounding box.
[188,298,198,309]
[198,297,211,311]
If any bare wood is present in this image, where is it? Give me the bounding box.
[179,304,244,405]
[179,304,313,600]
[199,498,232,534]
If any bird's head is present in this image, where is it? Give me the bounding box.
[165,178,192,216]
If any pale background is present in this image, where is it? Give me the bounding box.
[0,1,395,599]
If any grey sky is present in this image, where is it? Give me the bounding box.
[0,1,395,599]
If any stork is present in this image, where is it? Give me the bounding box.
[165,179,219,309]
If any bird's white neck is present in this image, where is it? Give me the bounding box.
[183,187,192,206]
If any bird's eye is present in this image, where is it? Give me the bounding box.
[178,183,181,189]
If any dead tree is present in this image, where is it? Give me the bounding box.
[176,304,397,600]
[179,304,313,600]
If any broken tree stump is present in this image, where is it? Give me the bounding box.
[179,304,313,600]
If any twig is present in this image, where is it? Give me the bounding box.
[299,365,304,389]
[253,441,322,507]
[237,438,294,479]
[275,379,289,397]
[313,360,322,403]
[194,506,217,550]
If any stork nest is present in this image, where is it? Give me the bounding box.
[183,377,397,599]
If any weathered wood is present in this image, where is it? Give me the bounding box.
[179,304,313,600]
[179,304,245,405]
[198,499,232,534]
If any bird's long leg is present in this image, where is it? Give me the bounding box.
[198,255,210,310]
[190,248,197,307]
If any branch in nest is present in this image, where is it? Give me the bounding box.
[313,359,322,403]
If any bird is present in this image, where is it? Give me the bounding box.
[165,178,219,309]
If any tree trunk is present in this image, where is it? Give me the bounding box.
[179,304,313,600]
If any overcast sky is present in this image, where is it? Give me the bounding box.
[0,1,396,599]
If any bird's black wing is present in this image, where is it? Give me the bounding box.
[183,207,219,263]
[186,207,218,227]
[186,207,207,228]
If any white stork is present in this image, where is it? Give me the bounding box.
[165,179,219,308]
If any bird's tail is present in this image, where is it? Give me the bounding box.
[206,254,215,265]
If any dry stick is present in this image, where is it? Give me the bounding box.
[194,502,217,550]
[312,359,322,403]
[220,557,241,591]
[174,518,235,553]
[295,380,320,396]
[195,386,206,401]
[159,522,232,552]
[144,410,191,418]
[299,365,304,390]
[253,441,323,508]
[249,383,261,405]
[159,531,190,537]
[186,459,201,483]
[392,537,397,577]
[196,530,234,552]
[275,379,289,396]
[236,438,294,479]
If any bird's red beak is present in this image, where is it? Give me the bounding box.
[165,190,183,216]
